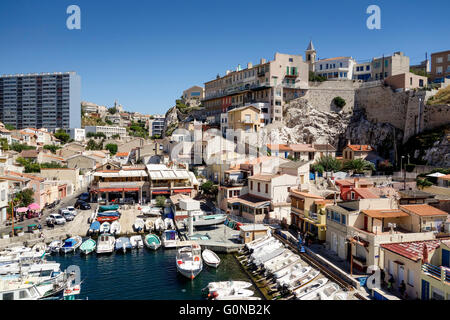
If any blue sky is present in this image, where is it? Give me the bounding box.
[0,0,449,114]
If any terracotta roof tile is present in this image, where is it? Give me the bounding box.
[346,145,373,152]
[400,204,448,217]
[381,240,441,262]
[362,209,409,219]
[290,189,324,199]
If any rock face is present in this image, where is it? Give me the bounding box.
[422,134,450,167]
[163,106,179,137]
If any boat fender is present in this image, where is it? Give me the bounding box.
[194,256,200,262]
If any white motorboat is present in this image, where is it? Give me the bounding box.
[140,206,162,217]
[191,214,226,227]
[110,221,121,236]
[144,219,154,232]
[162,230,179,248]
[164,218,175,230]
[48,240,62,254]
[176,241,203,280]
[133,218,145,232]
[96,234,115,254]
[210,288,255,300]
[144,234,161,250]
[277,266,312,287]
[202,249,220,268]
[294,278,328,299]
[31,243,47,257]
[130,235,144,249]
[265,255,301,276]
[244,234,271,251]
[60,236,82,254]
[248,238,279,254]
[0,281,42,300]
[273,262,303,279]
[334,291,348,300]
[287,269,320,291]
[0,261,62,278]
[100,222,111,234]
[250,240,282,260]
[262,250,295,272]
[203,281,252,293]
[154,217,165,232]
[317,283,341,300]
[253,248,286,267]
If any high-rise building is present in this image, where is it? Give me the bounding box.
[0,71,81,130]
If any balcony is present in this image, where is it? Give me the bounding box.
[422,263,450,284]
[222,179,247,187]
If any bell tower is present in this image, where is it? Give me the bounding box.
[305,40,316,72]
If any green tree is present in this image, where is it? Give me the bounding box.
[343,159,375,173]
[309,71,327,82]
[105,143,118,155]
[54,129,70,144]
[16,189,35,207]
[200,180,218,197]
[4,124,15,131]
[43,144,61,154]
[155,196,166,208]
[86,139,103,151]
[41,162,66,169]
[333,96,346,108]
[312,156,342,173]
[111,134,121,139]
[10,143,35,153]
[0,138,9,151]
[108,107,117,114]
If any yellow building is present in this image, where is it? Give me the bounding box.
[227,105,261,133]
[290,189,329,241]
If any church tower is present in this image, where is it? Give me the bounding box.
[305,40,317,72]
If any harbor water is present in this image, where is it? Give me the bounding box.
[51,249,257,300]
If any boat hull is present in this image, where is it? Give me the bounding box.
[177,264,203,280]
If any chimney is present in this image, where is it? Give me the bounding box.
[260,58,266,64]
[347,139,351,146]
[247,62,253,69]
[354,177,360,188]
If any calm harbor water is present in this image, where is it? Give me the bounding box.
[51,249,256,300]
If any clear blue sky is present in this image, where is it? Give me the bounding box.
[0,0,449,114]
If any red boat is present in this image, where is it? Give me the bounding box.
[97,216,119,223]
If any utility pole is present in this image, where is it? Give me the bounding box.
[10,199,15,238]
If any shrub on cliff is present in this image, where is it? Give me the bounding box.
[333,96,346,108]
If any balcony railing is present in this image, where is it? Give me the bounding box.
[222,179,247,187]
[422,263,450,283]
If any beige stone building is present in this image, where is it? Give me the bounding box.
[182,86,204,100]
[384,72,427,91]
[430,50,450,83]
[371,52,410,81]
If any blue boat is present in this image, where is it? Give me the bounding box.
[115,237,132,253]
[97,211,120,217]
[89,221,101,234]
[60,236,82,254]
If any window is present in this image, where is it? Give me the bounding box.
[250,181,253,190]
[257,182,260,192]
[265,184,268,193]
[436,57,443,63]
[385,60,389,67]
[341,214,346,225]
[289,58,293,62]
[436,66,443,74]
[407,269,414,286]
[410,77,413,85]
[350,191,355,200]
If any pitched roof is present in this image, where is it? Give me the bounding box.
[279,160,309,169]
[440,174,450,181]
[381,240,441,262]
[306,40,315,51]
[116,152,129,157]
[249,174,280,182]
[362,209,409,219]
[352,188,379,199]
[290,144,316,152]
[312,144,336,152]
[400,204,448,217]
[20,150,38,158]
[345,145,373,152]
[318,56,351,62]
[290,189,324,199]
[267,144,291,152]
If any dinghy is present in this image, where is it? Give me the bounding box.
[48,240,62,254]
[210,288,255,300]
[88,221,100,235]
[130,235,144,249]
[80,238,96,255]
[277,266,312,287]
[164,218,175,230]
[273,262,303,279]
[133,218,145,232]
[287,269,320,291]
[202,249,221,268]
[60,236,82,254]
[203,281,252,292]
[294,278,328,299]
[115,237,132,253]
[144,220,154,232]
[262,250,294,272]
[100,222,111,234]
[192,214,226,227]
[110,221,121,236]
[96,234,115,254]
[32,243,47,257]
[253,247,286,266]
[176,241,203,280]
[265,255,300,276]
[245,235,271,250]
[154,217,165,232]
[98,205,119,213]
[144,234,161,250]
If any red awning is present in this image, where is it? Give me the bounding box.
[173,189,192,193]
[123,188,140,192]
[97,188,124,192]
[152,190,170,195]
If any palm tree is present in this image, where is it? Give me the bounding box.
[311,156,342,173]
[343,159,375,173]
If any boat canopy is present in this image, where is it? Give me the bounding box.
[64,239,76,247]
[99,205,119,212]
[97,211,120,217]
[90,221,101,230]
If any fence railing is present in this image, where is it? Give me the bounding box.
[422,263,450,283]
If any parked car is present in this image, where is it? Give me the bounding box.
[66,206,78,216]
[62,211,75,222]
[78,193,90,202]
[46,214,66,225]
[79,202,91,210]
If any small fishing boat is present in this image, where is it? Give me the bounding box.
[334,291,348,300]
[176,241,203,280]
[265,254,300,276]
[317,283,341,300]
[162,230,179,248]
[277,266,312,288]
[133,218,145,232]
[192,214,226,227]
[110,221,121,236]
[100,222,111,234]
[32,243,47,257]
[130,235,144,249]
[48,240,62,254]
[273,262,303,279]
[96,234,115,254]
[98,204,119,212]
[244,235,271,251]
[141,206,162,217]
[294,278,328,299]
[203,281,252,293]
[115,237,132,253]
[202,249,221,268]
[164,218,175,230]
[144,234,161,250]
[209,288,255,300]
[253,248,286,267]
[154,217,165,232]
[262,250,294,272]
[60,236,82,254]
[144,220,154,232]
[80,238,96,255]
[287,269,320,291]
[88,221,100,235]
